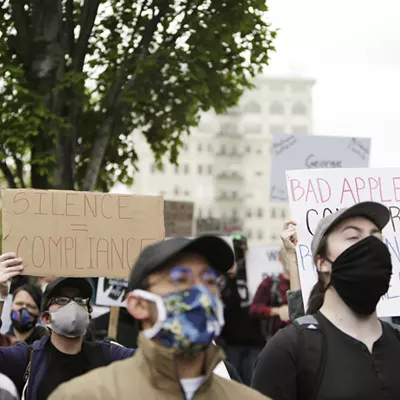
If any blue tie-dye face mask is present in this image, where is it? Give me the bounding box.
[134,285,224,358]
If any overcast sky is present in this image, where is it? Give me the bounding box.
[266,0,400,168]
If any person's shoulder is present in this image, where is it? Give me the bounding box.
[212,376,272,399]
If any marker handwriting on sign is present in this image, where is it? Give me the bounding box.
[13,191,138,220]
[289,176,400,204]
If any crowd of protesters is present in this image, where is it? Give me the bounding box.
[0,200,398,399]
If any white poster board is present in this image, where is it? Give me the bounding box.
[96,236,234,307]
[270,135,371,202]
[246,245,283,302]
[286,167,400,317]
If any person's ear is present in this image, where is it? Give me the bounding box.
[41,311,52,325]
[126,294,151,321]
[316,256,331,273]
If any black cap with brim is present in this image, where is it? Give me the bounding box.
[128,236,235,292]
[41,277,93,312]
[311,201,390,260]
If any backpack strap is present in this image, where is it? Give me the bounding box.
[21,345,33,400]
[294,315,327,400]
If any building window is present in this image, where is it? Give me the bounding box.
[292,125,309,135]
[150,164,156,173]
[208,165,213,175]
[257,208,263,218]
[174,165,179,174]
[198,143,203,152]
[271,233,277,241]
[246,209,252,218]
[219,144,227,154]
[198,165,203,174]
[183,144,189,151]
[221,123,237,134]
[232,209,238,219]
[270,125,285,135]
[248,230,253,239]
[232,191,238,199]
[244,124,262,134]
[256,149,262,155]
[184,164,189,174]
[269,102,284,115]
[244,102,261,114]
[281,209,287,219]
[258,230,263,240]
[270,207,277,219]
[292,102,307,116]
[184,190,190,197]
[208,144,213,152]
[246,146,251,153]
[174,186,180,196]
[255,171,263,177]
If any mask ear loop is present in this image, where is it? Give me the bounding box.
[130,289,167,339]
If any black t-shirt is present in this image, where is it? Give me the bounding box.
[37,341,92,400]
[252,311,400,400]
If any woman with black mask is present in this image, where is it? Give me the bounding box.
[9,284,48,345]
[252,202,400,400]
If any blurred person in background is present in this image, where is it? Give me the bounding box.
[249,247,291,342]
[218,232,265,386]
[8,284,48,345]
[0,253,134,400]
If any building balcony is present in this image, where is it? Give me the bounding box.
[215,171,244,181]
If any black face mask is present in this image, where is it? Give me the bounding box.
[11,308,38,333]
[329,235,392,315]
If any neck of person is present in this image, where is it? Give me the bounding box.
[320,288,382,340]
[177,352,206,380]
[14,328,34,343]
[51,332,84,355]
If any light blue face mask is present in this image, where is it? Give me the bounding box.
[134,285,224,358]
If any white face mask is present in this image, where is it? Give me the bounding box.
[46,302,90,338]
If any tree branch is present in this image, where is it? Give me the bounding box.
[9,0,32,66]
[14,158,26,188]
[73,0,100,72]
[66,0,75,56]
[0,161,17,188]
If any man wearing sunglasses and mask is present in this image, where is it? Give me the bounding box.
[0,254,134,400]
[49,236,271,400]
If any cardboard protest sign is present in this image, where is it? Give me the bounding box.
[286,167,400,317]
[2,189,164,279]
[270,134,370,203]
[96,236,235,308]
[164,200,194,237]
[246,245,283,302]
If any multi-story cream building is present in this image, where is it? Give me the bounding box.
[113,75,315,245]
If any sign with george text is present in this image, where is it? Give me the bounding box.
[286,168,400,317]
[246,245,282,302]
[2,189,165,278]
[270,134,370,203]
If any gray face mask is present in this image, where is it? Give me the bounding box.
[46,301,90,338]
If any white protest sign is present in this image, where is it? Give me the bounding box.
[246,245,282,302]
[270,135,370,202]
[286,167,400,317]
[96,236,234,308]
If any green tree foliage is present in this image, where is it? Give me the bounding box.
[0,0,276,191]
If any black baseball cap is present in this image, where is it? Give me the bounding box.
[41,277,93,312]
[128,236,235,291]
